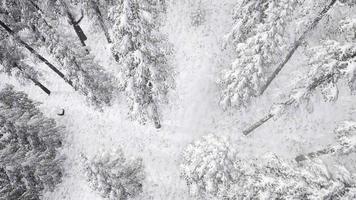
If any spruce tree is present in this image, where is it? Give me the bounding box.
[82,149,145,200]
[0,85,64,199]
[0,31,51,95]
[1,0,117,108]
[181,135,356,199]
[243,17,356,135]
[111,0,174,128]
[219,0,298,109]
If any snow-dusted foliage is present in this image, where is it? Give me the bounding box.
[333,121,356,154]
[296,121,356,162]
[1,0,117,107]
[111,0,174,127]
[219,0,298,109]
[227,154,356,199]
[180,134,237,198]
[282,17,356,109]
[83,149,145,200]
[0,86,64,199]
[0,32,42,86]
[190,1,206,27]
[182,137,356,200]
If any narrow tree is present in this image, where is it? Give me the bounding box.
[0,20,75,89]
[2,0,117,108]
[0,32,51,95]
[296,121,356,162]
[0,85,64,199]
[111,0,174,128]
[243,17,356,135]
[219,0,298,109]
[259,0,339,96]
[59,0,88,47]
[70,0,116,44]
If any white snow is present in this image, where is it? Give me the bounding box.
[1,1,356,199]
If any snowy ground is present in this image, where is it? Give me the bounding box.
[1,0,356,199]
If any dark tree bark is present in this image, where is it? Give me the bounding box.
[243,73,335,136]
[0,20,75,90]
[259,0,337,96]
[89,0,112,44]
[295,146,337,162]
[15,63,51,95]
[151,101,161,129]
[60,0,88,48]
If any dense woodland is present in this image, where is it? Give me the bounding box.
[0,0,356,199]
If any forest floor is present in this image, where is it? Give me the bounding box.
[41,1,236,199]
[1,0,356,200]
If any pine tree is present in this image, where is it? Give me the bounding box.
[228,154,356,199]
[219,0,298,109]
[0,85,64,199]
[1,0,117,108]
[243,17,356,135]
[296,121,356,162]
[69,0,118,44]
[180,134,238,198]
[181,135,356,199]
[82,149,145,200]
[111,0,174,128]
[0,31,51,95]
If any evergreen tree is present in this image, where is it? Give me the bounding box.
[181,135,356,199]
[111,0,174,128]
[296,121,356,162]
[69,0,118,44]
[243,17,356,135]
[228,154,356,199]
[1,0,117,108]
[82,149,145,200]
[180,134,237,197]
[0,85,64,199]
[0,31,51,95]
[219,0,298,109]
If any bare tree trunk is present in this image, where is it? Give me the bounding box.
[242,114,273,135]
[243,73,335,136]
[15,63,51,95]
[259,0,337,96]
[150,98,161,129]
[295,146,338,162]
[60,0,88,48]
[0,20,75,90]
[89,0,112,44]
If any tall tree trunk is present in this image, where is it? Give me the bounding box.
[15,63,51,95]
[243,73,335,136]
[88,0,120,62]
[0,20,75,90]
[89,0,112,44]
[259,0,337,96]
[295,146,338,162]
[151,101,161,129]
[60,0,88,48]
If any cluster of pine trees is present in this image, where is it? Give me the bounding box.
[1,0,356,199]
[181,0,356,199]
[0,86,64,199]
[0,0,173,127]
[0,0,170,198]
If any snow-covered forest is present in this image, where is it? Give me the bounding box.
[1,0,356,199]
